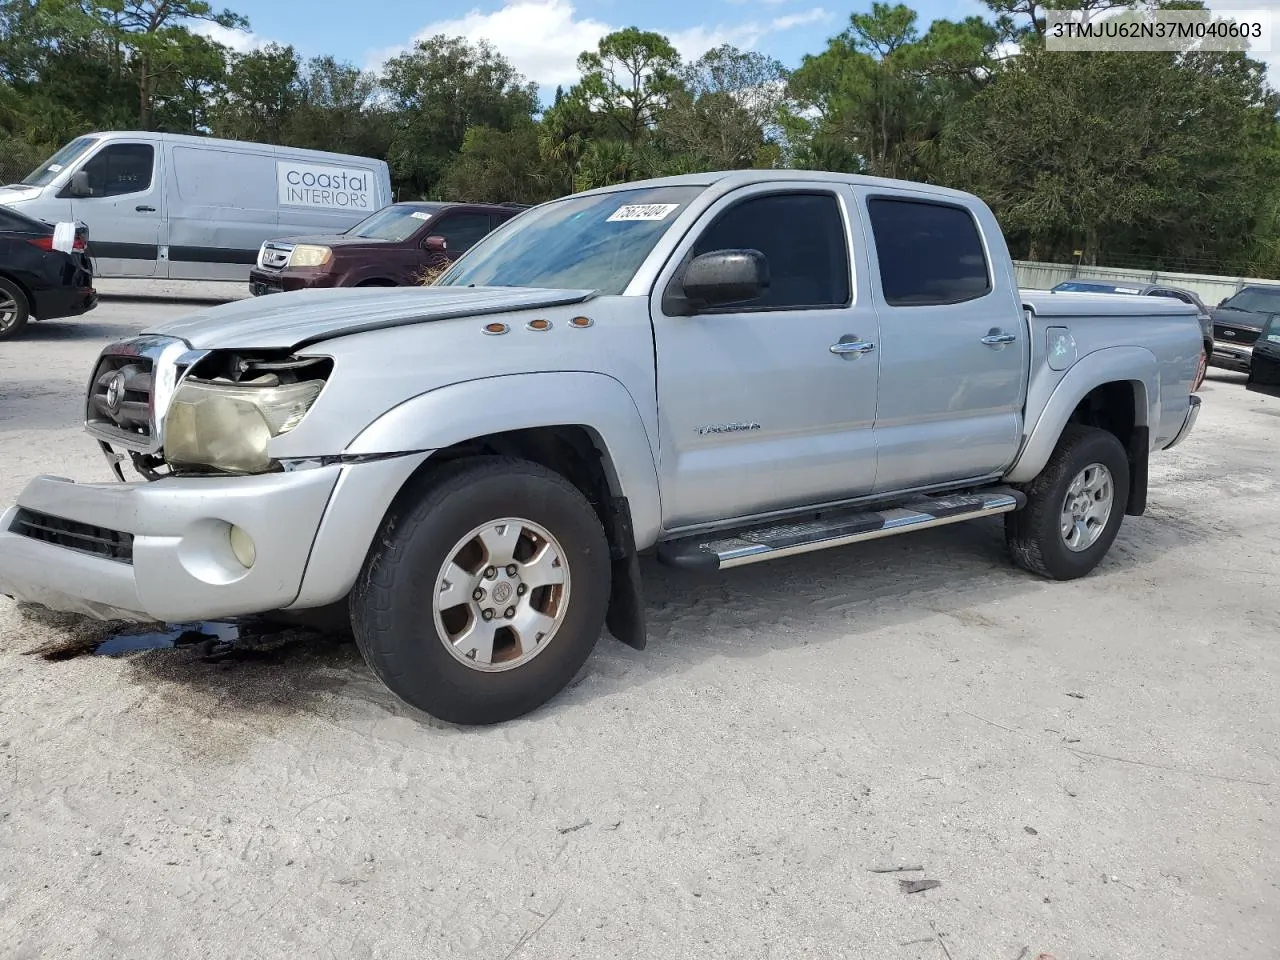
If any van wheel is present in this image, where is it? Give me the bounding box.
[1006,425,1130,580]
[0,278,30,341]
[351,456,611,725]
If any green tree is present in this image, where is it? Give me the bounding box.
[785,3,999,178]
[440,120,556,203]
[210,43,302,143]
[381,35,538,198]
[660,44,787,171]
[575,27,682,147]
[940,45,1280,267]
[108,0,247,128]
[283,56,392,158]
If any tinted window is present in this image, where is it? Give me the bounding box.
[868,198,991,306]
[1220,286,1280,314]
[691,193,850,309]
[80,143,154,197]
[431,213,493,255]
[1053,281,1138,294]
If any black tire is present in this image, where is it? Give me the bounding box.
[0,277,31,342]
[1005,425,1130,581]
[351,456,611,725]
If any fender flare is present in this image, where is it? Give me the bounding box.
[1005,346,1159,484]
[344,371,663,546]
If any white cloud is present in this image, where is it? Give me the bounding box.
[370,0,610,88]
[189,21,269,54]
[370,0,833,87]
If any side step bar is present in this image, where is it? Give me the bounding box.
[656,487,1026,571]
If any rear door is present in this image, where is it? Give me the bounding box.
[860,192,1027,493]
[650,183,880,529]
[66,140,162,278]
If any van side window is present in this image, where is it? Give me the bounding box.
[81,144,154,198]
[867,198,991,306]
[430,213,493,255]
[691,192,851,310]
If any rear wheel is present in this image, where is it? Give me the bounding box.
[0,278,30,341]
[1006,425,1130,580]
[351,457,611,724]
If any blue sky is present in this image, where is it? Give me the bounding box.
[197,0,992,104]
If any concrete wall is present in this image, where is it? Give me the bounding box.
[1013,260,1280,304]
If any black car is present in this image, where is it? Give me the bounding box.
[1245,313,1280,397]
[0,205,97,341]
[1208,285,1280,374]
[1050,279,1215,361]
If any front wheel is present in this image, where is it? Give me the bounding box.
[351,457,611,724]
[1005,425,1130,580]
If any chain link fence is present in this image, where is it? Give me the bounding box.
[0,141,43,185]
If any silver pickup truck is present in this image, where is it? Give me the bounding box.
[0,171,1205,724]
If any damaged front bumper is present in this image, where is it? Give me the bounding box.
[0,453,429,623]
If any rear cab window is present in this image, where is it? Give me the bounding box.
[866,197,991,306]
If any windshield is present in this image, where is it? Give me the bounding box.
[1220,286,1280,314]
[436,185,706,294]
[21,136,99,187]
[1052,281,1142,294]
[345,204,444,241]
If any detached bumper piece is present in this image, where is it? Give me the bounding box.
[657,487,1026,571]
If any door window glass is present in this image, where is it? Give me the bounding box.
[691,192,850,309]
[80,144,155,198]
[867,198,991,306]
[430,213,493,255]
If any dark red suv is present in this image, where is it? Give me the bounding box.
[248,201,528,296]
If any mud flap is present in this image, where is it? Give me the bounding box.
[606,551,647,650]
[1125,425,1149,516]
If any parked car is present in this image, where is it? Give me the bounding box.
[1245,313,1280,396]
[1050,279,1214,369]
[0,206,96,341]
[247,201,528,295]
[1207,284,1280,373]
[0,170,1204,725]
[0,131,392,281]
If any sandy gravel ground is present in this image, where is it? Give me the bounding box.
[1,290,1277,960]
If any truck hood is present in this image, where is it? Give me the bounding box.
[147,285,596,350]
[0,184,42,205]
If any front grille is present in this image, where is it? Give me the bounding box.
[86,354,155,440]
[1214,322,1260,346]
[10,509,134,563]
[257,242,293,271]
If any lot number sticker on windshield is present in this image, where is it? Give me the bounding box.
[410,211,431,220]
[607,203,680,222]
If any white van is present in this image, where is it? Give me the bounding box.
[0,132,393,281]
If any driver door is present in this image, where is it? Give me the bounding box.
[65,141,162,278]
[650,184,880,530]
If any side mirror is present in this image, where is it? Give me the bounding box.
[424,235,447,254]
[67,171,91,198]
[1217,297,1228,307]
[678,249,769,312]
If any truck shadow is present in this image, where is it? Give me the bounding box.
[41,494,1220,732]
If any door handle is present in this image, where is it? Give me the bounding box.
[135,205,156,212]
[981,332,1017,346]
[830,337,876,358]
